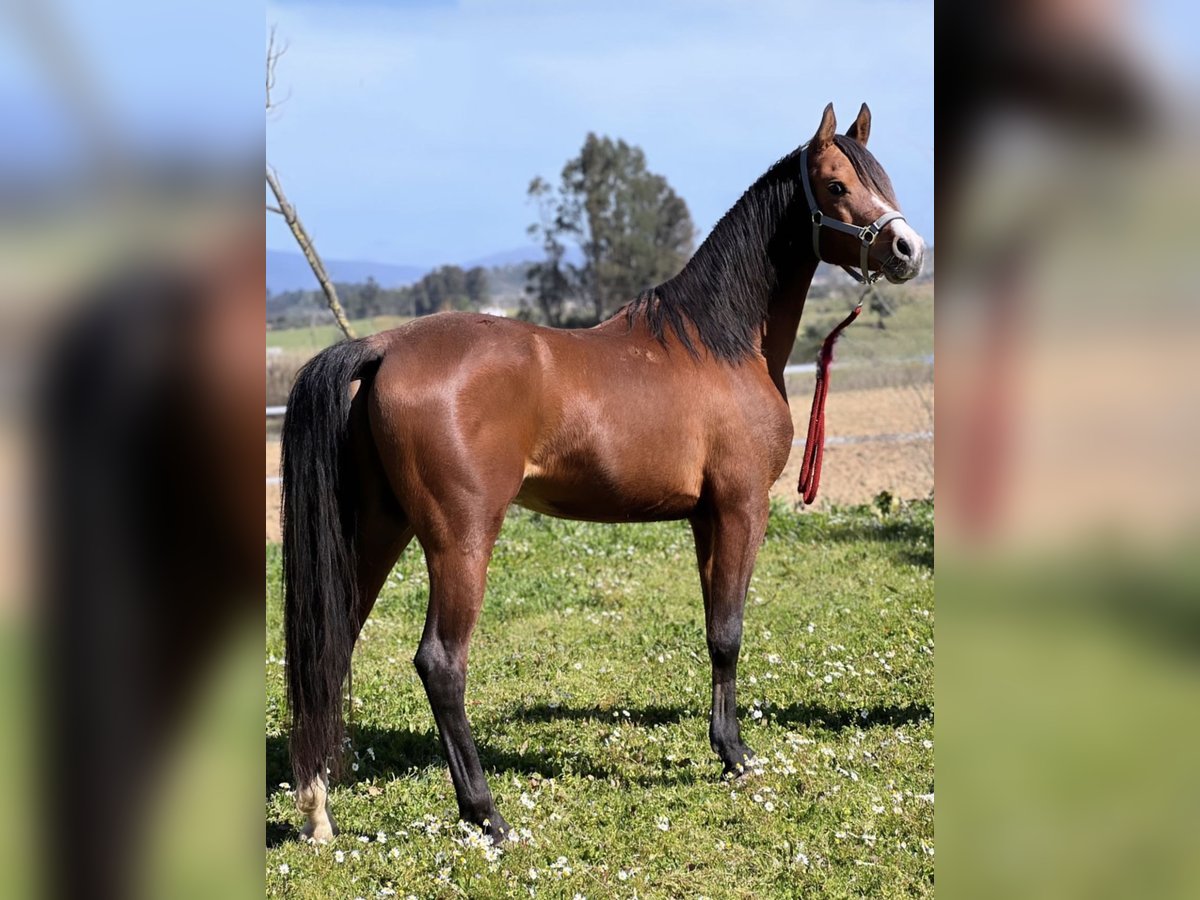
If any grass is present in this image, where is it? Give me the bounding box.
[791,283,934,367]
[267,316,413,352]
[265,499,934,898]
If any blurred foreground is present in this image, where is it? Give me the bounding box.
[1,2,263,898]
[938,1,1200,896]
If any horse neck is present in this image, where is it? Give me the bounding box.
[761,257,818,397]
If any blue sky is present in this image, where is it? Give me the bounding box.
[0,0,261,170]
[6,1,1193,269]
[265,0,935,267]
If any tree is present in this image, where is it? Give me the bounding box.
[465,266,489,306]
[526,134,694,325]
[359,276,381,316]
[525,176,579,326]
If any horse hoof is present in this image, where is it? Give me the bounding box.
[722,748,759,780]
[482,813,513,845]
[301,820,338,844]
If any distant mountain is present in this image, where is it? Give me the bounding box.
[268,245,588,294]
[267,250,426,294]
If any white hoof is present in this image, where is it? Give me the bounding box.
[301,818,337,844]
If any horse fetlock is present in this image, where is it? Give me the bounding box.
[296,777,327,812]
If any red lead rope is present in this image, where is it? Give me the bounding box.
[798,303,863,505]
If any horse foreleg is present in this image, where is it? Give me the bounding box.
[691,497,768,775]
[414,538,510,842]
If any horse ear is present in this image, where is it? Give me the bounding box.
[846,102,871,146]
[812,102,836,146]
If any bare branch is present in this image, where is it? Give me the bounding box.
[266,25,290,112]
[266,164,357,340]
[266,29,351,338]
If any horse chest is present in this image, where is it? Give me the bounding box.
[714,376,794,477]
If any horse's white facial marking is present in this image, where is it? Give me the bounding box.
[869,190,898,216]
[890,217,925,263]
[866,189,924,278]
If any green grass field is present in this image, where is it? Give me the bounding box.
[266,316,413,352]
[265,499,934,898]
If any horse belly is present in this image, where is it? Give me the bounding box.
[514,452,702,523]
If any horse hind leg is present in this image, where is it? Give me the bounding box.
[297,509,413,843]
[298,509,413,842]
[299,397,414,843]
[413,519,511,841]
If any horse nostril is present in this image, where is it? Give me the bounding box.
[896,237,912,259]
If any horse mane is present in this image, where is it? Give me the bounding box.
[626,134,892,361]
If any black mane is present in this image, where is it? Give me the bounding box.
[626,134,891,361]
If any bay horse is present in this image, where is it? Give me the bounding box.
[283,102,925,843]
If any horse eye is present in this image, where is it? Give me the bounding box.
[828,182,846,196]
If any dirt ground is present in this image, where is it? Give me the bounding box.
[265,382,933,542]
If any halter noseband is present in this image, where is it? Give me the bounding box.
[799,145,906,284]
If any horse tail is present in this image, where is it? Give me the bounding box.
[282,336,383,789]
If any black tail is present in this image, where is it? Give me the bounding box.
[282,337,383,789]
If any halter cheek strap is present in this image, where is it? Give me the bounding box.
[799,146,906,284]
